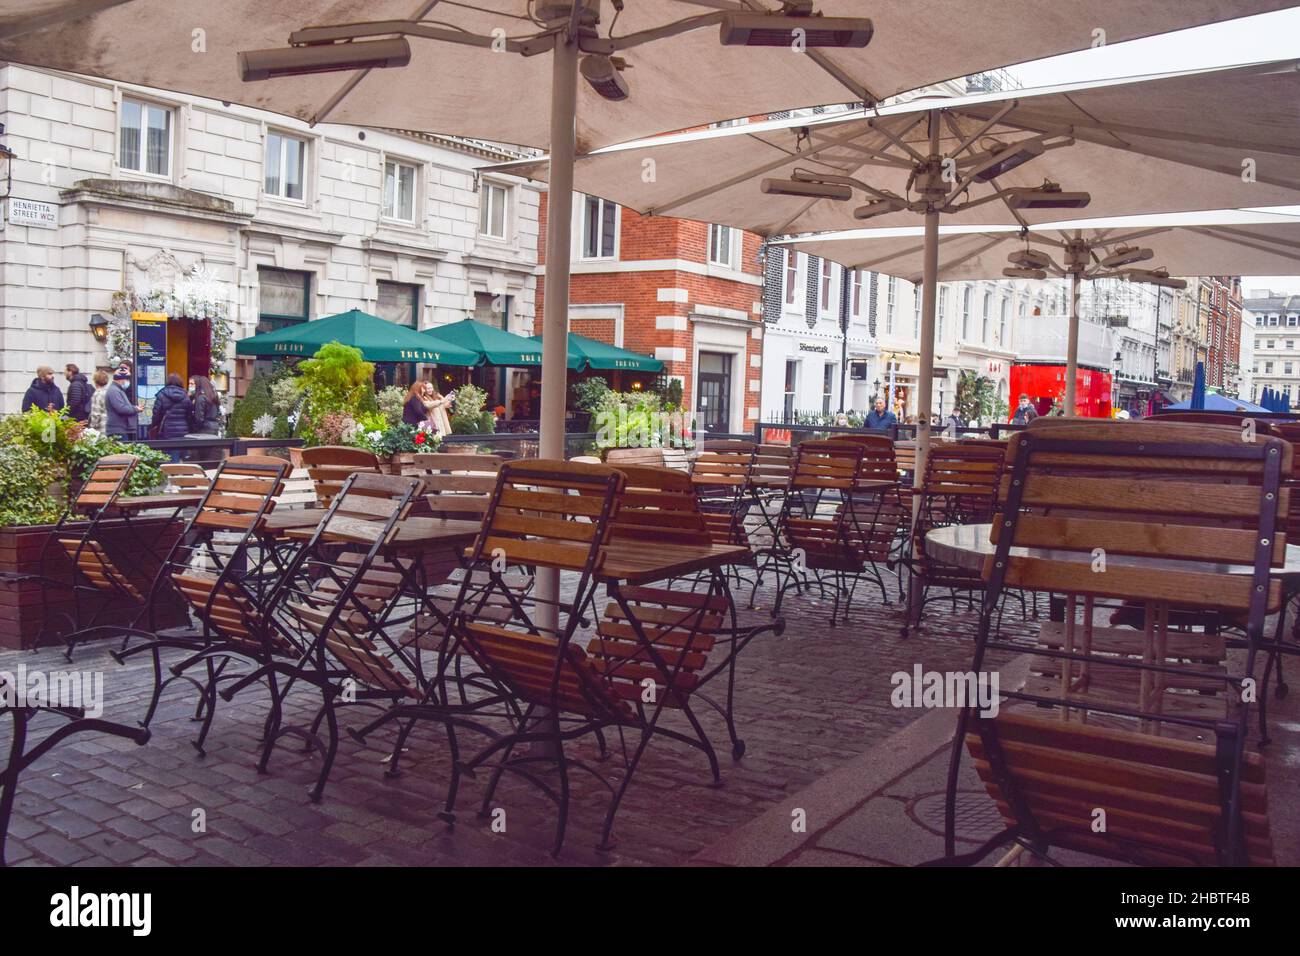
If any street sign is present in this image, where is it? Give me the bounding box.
[7,198,58,229]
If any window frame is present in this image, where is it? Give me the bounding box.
[578,193,618,260]
[118,96,174,179]
[478,180,510,241]
[783,359,798,418]
[784,250,802,307]
[263,129,309,203]
[382,157,420,224]
[376,280,421,329]
[708,223,735,268]
[818,258,833,315]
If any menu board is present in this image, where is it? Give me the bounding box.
[132,312,168,419]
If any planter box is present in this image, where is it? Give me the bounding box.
[0,516,187,650]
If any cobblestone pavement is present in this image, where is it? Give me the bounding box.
[0,574,1104,866]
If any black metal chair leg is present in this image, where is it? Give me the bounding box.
[0,709,30,867]
[308,693,340,803]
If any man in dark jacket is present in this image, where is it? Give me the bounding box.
[864,396,898,430]
[64,364,92,422]
[150,374,194,441]
[21,365,64,413]
[105,369,142,439]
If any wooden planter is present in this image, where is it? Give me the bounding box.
[0,516,187,650]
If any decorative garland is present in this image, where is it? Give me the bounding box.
[107,265,234,375]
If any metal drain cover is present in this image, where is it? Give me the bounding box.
[907,790,1006,842]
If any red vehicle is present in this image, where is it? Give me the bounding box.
[1009,362,1113,419]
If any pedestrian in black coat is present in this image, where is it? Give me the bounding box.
[21,365,64,413]
[64,364,92,422]
[150,374,194,440]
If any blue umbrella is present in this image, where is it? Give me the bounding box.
[1189,361,1206,411]
[1167,392,1270,413]
[1265,386,1277,412]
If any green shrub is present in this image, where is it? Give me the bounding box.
[227,365,296,439]
[0,445,64,527]
[450,383,496,435]
[570,377,610,414]
[377,386,406,426]
[71,434,168,497]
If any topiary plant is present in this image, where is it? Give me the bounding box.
[449,383,496,434]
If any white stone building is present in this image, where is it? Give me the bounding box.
[0,64,541,413]
[1244,290,1300,406]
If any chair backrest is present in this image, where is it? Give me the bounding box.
[161,461,210,492]
[968,709,1273,866]
[191,455,289,535]
[273,471,426,692]
[605,446,665,469]
[918,442,1005,524]
[608,464,712,547]
[73,454,138,513]
[469,459,625,574]
[826,433,899,485]
[995,420,1290,618]
[789,439,867,492]
[751,443,793,486]
[701,438,755,455]
[302,445,382,508]
[413,452,503,520]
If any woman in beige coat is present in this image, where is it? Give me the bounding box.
[422,382,454,437]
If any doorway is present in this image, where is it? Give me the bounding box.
[696,351,733,434]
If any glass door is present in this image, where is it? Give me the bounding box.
[696,351,732,434]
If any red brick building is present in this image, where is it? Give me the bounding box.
[536,192,765,434]
[1204,275,1243,391]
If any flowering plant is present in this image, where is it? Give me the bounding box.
[313,412,358,447]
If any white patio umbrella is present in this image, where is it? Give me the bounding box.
[787,208,1300,413]
[1,2,1287,640]
[495,57,1300,477]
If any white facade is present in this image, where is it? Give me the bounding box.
[760,244,1069,422]
[0,64,541,412]
[1243,292,1300,406]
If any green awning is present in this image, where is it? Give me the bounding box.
[234,309,480,366]
[530,332,663,373]
[423,318,544,366]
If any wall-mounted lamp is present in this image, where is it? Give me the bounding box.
[89,313,109,344]
[212,370,230,391]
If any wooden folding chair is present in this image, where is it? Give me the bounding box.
[412,451,532,617]
[223,472,434,801]
[938,419,1287,866]
[601,464,777,762]
[605,446,666,469]
[302,445,383,508]
[112,455,289,736]
[689,443,755,548]
[37,454,145,660]
[898,442,1005,636]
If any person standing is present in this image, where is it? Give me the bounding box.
[402,380,431,427]
[105,368,143,440]
[187,375,224,436]
[149,374,193,460]
[88,369,111,432]
[21,365,64,413]
[426,383,454,436]
[1011,393,1039,425]
[864,396,898,430]
[64,364,92,422]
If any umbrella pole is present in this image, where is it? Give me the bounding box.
[906,114,940,628]
[1065,271,1081,417]
[534,18,580,696]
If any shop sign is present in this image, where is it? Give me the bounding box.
[798,343,830,354]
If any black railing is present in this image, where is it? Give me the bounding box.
[138,436,304,468]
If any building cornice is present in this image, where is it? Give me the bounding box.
[59,179,251,226]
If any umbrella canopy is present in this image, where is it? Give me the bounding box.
[1191,361,1208,410]
[424,319,543,367]
[500,57,1300,231]
[1169,390,1267,412]
[235,309,480,366]
[0,2,1284,153]
[781,209,1300,280]
[532,333,664,373]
